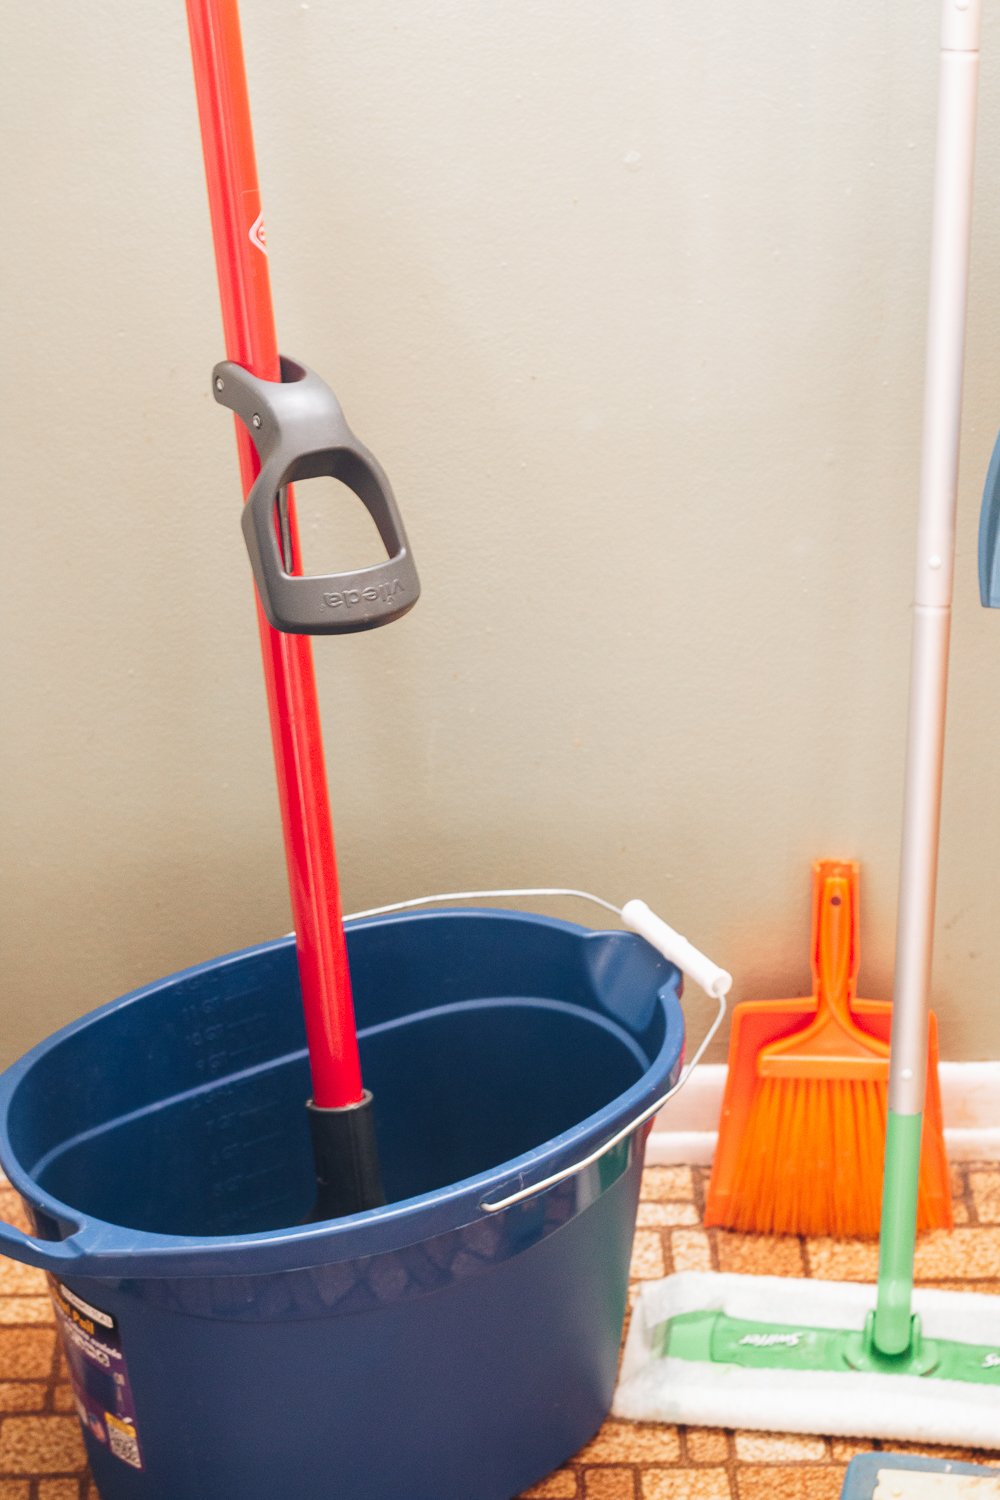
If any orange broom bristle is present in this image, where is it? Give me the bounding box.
[725,1076,942,1237]
[728,1077,887,1237]
[704,862,953,1238]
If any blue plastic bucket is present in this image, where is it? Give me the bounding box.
[0,908,684,1500]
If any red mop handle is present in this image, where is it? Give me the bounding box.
[186,0,362,1109]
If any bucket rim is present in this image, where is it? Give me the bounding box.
[0,907,684,1280]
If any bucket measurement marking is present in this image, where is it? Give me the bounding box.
[179,985,272,1076]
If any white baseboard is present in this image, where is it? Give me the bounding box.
[646,1061,1000,1166]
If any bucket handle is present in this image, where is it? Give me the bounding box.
[345,889,732,1002]
[345,889,732,1216]
[478,962,727,1213]
[0,891,728,1267]
[0,1214,93,1274]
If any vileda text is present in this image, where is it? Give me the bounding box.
[323,579,403,610]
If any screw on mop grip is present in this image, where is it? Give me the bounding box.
[213,356,420,635]
[306,1091,386,1221]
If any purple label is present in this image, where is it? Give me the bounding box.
[49,1279,143,1470]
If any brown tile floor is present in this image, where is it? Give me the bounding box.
[513,1162,1000,1500]
[0,1165,997,1498]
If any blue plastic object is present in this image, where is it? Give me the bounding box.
[0,907,684,1500]
[841,1452,1000,1497]
[978,428,1000,606]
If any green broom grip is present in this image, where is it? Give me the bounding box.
[873,1111,923,1357]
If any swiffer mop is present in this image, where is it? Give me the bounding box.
[185,0,418,1220]
[614,0,1000,1445]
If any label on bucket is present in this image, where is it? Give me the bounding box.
[48,1280,143,1470]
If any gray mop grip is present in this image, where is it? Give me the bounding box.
[213,356,420,635]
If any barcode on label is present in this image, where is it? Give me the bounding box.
[106,1414,142,1470]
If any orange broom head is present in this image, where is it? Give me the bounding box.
[704,860,952,1238]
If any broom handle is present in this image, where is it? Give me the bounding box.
[810,862,860,1024]
[875,0,981,1357]
[185,0,364,1110]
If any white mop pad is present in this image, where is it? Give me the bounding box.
[614,1273,1000,1448]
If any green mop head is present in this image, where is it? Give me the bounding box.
[614,1271,1000,1447]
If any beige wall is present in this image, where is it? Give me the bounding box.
[3,2,1000,1067]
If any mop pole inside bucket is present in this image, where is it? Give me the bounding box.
[184,0,383,1218]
